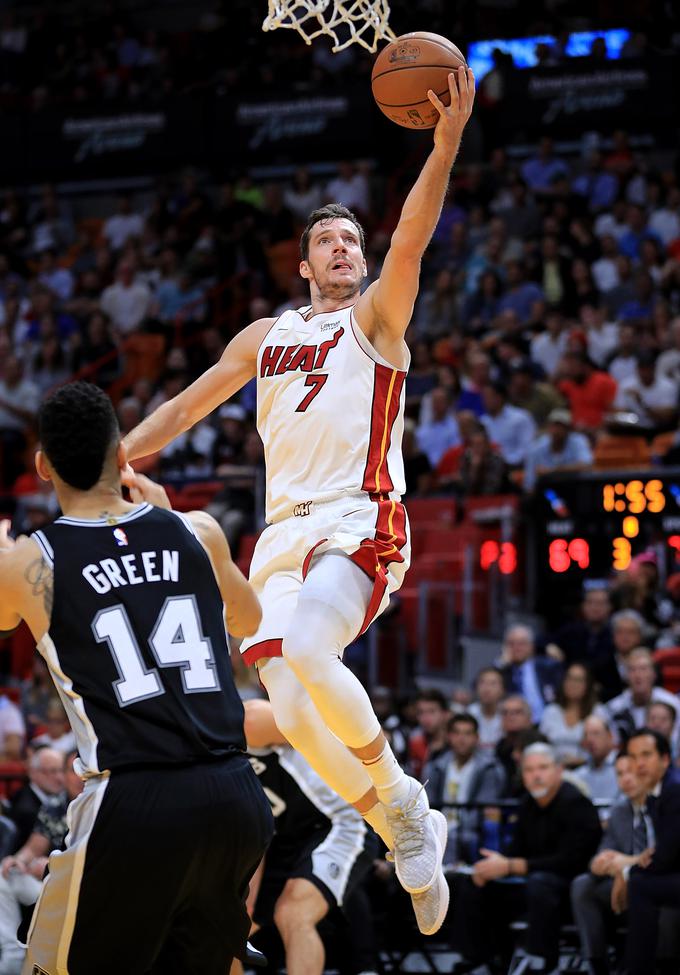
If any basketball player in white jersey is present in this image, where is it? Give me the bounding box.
[124,67,475,933]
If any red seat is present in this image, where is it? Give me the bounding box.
[405,498,457,528]
[653,648,680,693]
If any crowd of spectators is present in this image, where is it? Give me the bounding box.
[360,599,680,973]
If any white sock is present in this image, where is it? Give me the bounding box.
[362,801,393,850]
[362,743,411,805]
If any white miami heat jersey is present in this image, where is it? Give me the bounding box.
[256,303,409,522]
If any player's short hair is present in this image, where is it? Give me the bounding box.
[39,381,119,491]
[300,203,366,261]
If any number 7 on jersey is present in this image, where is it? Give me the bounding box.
[296,374,328,413]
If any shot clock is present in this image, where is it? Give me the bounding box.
[530,469,680,620]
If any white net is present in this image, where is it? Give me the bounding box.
[263,0,397,53]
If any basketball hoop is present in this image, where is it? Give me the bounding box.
[263,0,397,53]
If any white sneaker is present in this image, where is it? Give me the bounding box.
[411,870,450,936]
[384,778,445,894]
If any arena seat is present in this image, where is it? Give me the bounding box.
[405,497,457,527]
[172,481,223,512]
[653,647,680,692]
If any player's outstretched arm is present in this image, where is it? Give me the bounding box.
[187,510,262,638]
[243,699,289,749]
[356,66,475,345]
[123,317,275,463]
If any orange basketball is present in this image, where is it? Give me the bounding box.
[371,31,467,130]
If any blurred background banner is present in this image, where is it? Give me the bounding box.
[503,55,677,138]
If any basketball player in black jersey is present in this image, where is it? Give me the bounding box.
[0,381,274,975]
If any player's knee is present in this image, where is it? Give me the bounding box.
[273,880,327,935]
[281,622,324,680]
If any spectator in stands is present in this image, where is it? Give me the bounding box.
[402,418,433,496]
[647,701,679,761]
[591,235,621,294]
[594,608,647,702]
[469,666,505,750]
[613,350,678,432]
[325,161,370,216]
[507,362,565,427]
[557,350,617,433]
[499,623,562,722]
[37,249,73,303]
[607,322,639,386]
[494,694,534,792]
[530,309,568,378]
[606,649,679,742]
[461,268,502,333]
[20,656,53,740]
[521,137,569,194]
[369,686,408,768]
[618,203,661,261]
[103,194,144,252]
[574,716,621,805]
[29,699,75,753]
[99,260,151,336]
[415,386,460,467]
[408,688,449,781]
[523,407,593,491]
[480,382,536,467]
[571,751,679,975]
[425,713,506,865]
[496,260,544,325]
[453,422,509,497]
[7,748,65,851]
[572,151,619,214]
[0,751,83,974]
[655,317,680,386]
[452,743,601,974]
[0,355,39,487]
[549,583,615,669]
[615,731,680,975]
[283,168,322,225]
[539,663,609,767]
[0,694,24,763]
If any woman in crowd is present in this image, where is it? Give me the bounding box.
[539,663,608,767]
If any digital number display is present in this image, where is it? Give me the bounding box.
[602,479,665,514]
[480,540,517,575]
[548,538,590,573]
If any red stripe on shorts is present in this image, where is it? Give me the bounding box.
[351,496,408,636]
[242,638,283,666]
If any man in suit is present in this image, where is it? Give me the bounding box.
[499,624,562,723]
[7,748,65,851]
[611,730,680,975]
[571,752,678,974]
[424,713,506,864]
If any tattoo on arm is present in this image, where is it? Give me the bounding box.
[24,558,54,618]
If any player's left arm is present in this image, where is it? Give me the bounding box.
[0,520,26,634]
[126,474,262,638]
[243,698,289,748]
[354,66,475,349]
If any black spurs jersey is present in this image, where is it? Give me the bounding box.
[247,746,365,861]
[32,503,246,776]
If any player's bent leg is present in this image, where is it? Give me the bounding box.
[258,656,374,805]
[259,656,395,847]
[273,877,329,975]
[280,552,443,894]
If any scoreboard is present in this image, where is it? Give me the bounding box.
[530,469,680,620]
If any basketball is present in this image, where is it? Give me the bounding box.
[371,31,467,130]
